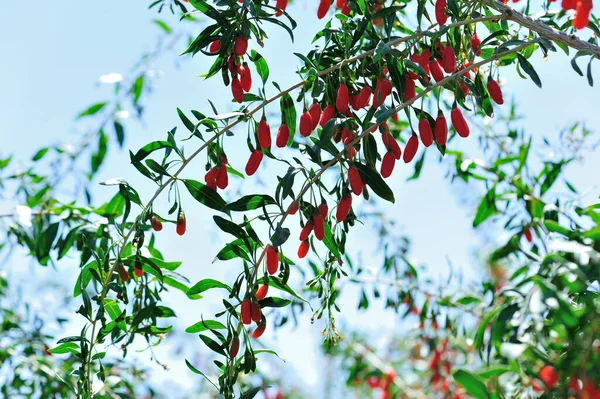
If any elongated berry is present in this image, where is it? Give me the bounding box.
[539,365,558,389]
[298,240,310,258]
[241,300,252,325]
[288,201,299,215]
[313,214,325,241]
[266,245,279,275]
[232,77,244,103]
[382,133,401,160]
[451,107,470,138]
[471,34,482,56]
[151,215,163,231]
[487,79,504,105]
[419,49,431,78]
[348,166,363,196]
[275,0,288,15]
[118,263,130,282]
[317,0,332,19]
[357,85,372,109]
[239,64,252,92]
[404,77,416,101]
[574,3,591,29]
[562,0,576,8]
[299,220,314,241]
[134,267,144,278]
[403,135,419,163]
[429,60,445,82]
[381,152,396,178]
[205,167,219,185]
[209,40,221,53]
[524,229,533,243]
[255,285,269,301]
[234,36,248,56]
[245,150,263,176]
[320,104,336,127]
[276,124,290,147]
[442,45,457,73]
[258,120,271,149]
[336,195,352,222]
[176,210,186,236]
[318,202,328,217]
[435,0,448,25]
[252,320,267,338]
[336,84,350,112]
[229,337,240,359]
[217,164,229,189]
[251,302,262,323]
[299,111,313,137]
[309,103,322,131]
[434,112,448,146]
[418,117,434,147]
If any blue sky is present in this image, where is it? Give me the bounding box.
[1,1,599,397]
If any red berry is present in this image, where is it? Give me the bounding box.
[348,166,364,196]
[176,211,186,236]
[239,63,252,92]
[336,84,350,112]
[487,79,504,105]
[435,0,448,25]
[251,320,267,338]
[299,220,314,241]
[451,106,470,138]
[429,59,445,82]
[309,103,322,131]
[418,117,434,147]
[298,240,310,258]
[255,285,269,301]
[245,150,263,176]
[118,264,130,282]
[229,337,240,359]
[356,85,372,109]
[266,245,279,275]
[381,152,396,178]
[317,0,332,19]
[539,365,558,390]
[209,40,221,53]
[216,164,228,189]
[403,135,419,163]
[574,2,591,29]
[524,228,533,242]
[442,45,457,73]
[313,214,325,241]
[258,120,272,149]
[232,77,244,103]
[336,195,352,222]
[241,300,252,325]
[562,0,576,8]
[471,34,482,56]
[318,203,328,217]
[299,111,313,137]
[234,36,248,56]
[434,112,448,146]
[382,133,401,160]
[276,124,290,148]
[275,0,288,15]
[404,77,416,101]
[134,267,144,278]
[320,104,336,127]
[151,215,163,231]
[205,166,219,186]
[251,302,262,323]
[288,201,299,215]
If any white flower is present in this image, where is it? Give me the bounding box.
[98,73,123,84]
[16,205,32,227]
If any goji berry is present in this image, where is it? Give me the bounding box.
[403,134,419,163]
[255,284,269,301]
[418,117,434,147]
[209,40,221,53]
[487,78,504,105]
[299,110,313,137]
[245,150,263,176]
[429,59,445,82]
[348,166,364,195]
[288,201,299,215]
[451,106,470,138]
[524,228,533,242]
[336,84,350,112]
[252,320,267,338]
[299,220,314,241]
[151,215,163,231]
[320,104,336,127]
[381,152,396,178]
[309,103,322,131]
[276,124,290,148]
[266,245,279,275]
[275,0,288,15]
[471,34,482,56]
[404,77,416,101]
[232,77,244,103]
[239,63,252,92]
[317,0,332,19]
[258,119,272,149]
[134,267,144,278]
[318,202,328,217]
[382,132,401,160]
[176,210,186,236]
[336,195,352,222]
[313,214,325,240]
[217,164,229,189]
[298,240,310,258]
[435,0,448,25]
[234,36,248,56]
[229,337,240,359]
[435,111,448,146]
[241,300,252,324]
[251,302,262,323]
[118,263,130,282]
[442,45,457,73]
[539,365,558,390]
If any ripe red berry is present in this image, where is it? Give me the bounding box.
[348,167,364,196]
[320,104,336,127]
[205,166,219,186]
[404,77,416,101]
[151,215,163,231]
[134,267,144,278]
[451,106,470,138]
[487,79,504,105]
[266,245,279,275]
[573,3,591,29]
[209,40,221,53]
[299,111,314,137]
[434,111,448,146]
[232,77,244,103]
[176,210,186,236]
[118,263,130,282]
[255,284,269,301]
[252,320,267,339]
[381,152,396,178]
[276,124,290,147]
[336,195,352,222]
[251,302,262,323]
[309,103,322,131]
[245,150,263,176]
[258,120,272,149]
[418,117,434,147]
[313,214,325,241]
[562,0,576,9]
[239,63,252,92]
[471,34,482,56]
[275,0,288,15]
[234,36,248,56]
[299,220,314,241]
[403,135,419,163]
[288,201,299,215]
[356,85,372,109]
[429,59,445,82]
[539,365,558,390]
[524,228,533,242]
[217,164,229,189]
[382,133,401,160]
[442,45,457,73]
[318,203,328,217]
[317,0,332,19]
[298,240,310,258]
[241,300,252,325]
[336,84,350,112]
[229,337,240,359]
[435,0,448,25]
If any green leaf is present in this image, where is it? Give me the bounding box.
[240,387,263,399]
[153,19,172,34]
[187,278,232,296]
[185,320,227,334]
[270,223,290,246]
[183,179,227,212]
[213,216,248,241]
[453,370,490,399]
[517,53,542,88]
[250,50,269,84]
[77,102,107,118]
[479,366,511,379]
[131,141,173,162]
[258,297,292,308]
[185,359,219,390]
[353,163,395,203]
[225,194,276,211]
[48,342,81,355]
[544,220,571,236]
[473,185,497,227]
[32,148,49,161]
[177,108,196,133]
[582,225,600,240]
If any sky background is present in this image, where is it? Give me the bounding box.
[1,1,599,398]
